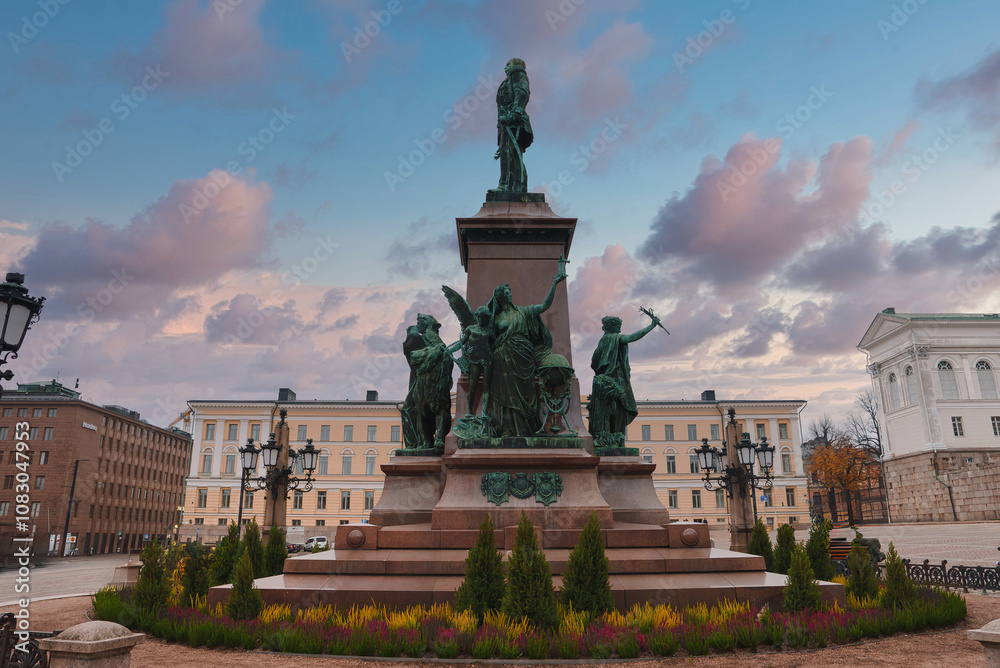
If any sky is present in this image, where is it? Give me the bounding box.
[3,0,1000,430]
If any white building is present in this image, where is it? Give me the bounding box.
[858,309,1000,521]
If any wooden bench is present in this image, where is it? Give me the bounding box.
[829,538,853,562]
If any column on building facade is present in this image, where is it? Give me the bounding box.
[915,355,944,449]
[743,418,755,442]
[790,413,804,472]
[962,355,979,400]
[210,417,223,478]
[188,417,203,479]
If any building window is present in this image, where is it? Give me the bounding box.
[687,425,697,441]
[756,423,766,440]
[42,427,53,441]
[293,490,303,509]
[39,451,48,465]
[201,454,213,475]
[205,423,215,440]
[710,424,720,440]
[952,416,964,437]
[641,448,653,464]
[666,454,676,474]
[689,454,700,473]
[366,455,376,476]
[938,361,959,399]
[715,489,726,508]
[32,408,42,418]
[887,373,901,410]
[220,489,231,508]
[905,366,917,405]
[250,424,261,441]
[217,518,227,525]
[316,520,325,526]
[992,416,1000,437]
[33,476,44,490]
[225,454,236,474]
[320,425,330,442]
[291,519,301,526]
[786,487,797,507]
[691,490,702,509]
[779,423,789,440]
[297,425,307,441]
[390,425,400,442]
[28,427,37,440]
[667,490,678,509]
[367,426,377,442]
[342,455,352,475]
[0,427,6,440]
[344,425,353,442]
[977,361,999,399]
[641,425,651,441]
[664,425,674,440]
[197,489,207,508]
[339,520,349,525]
[318,456,329,475]
[365,490,375,510]
[764,492,773,507]
[17,409,26,417]
[317,491,327,510]
[227,423,238,440]
[244,492,253,509]
[341,491,351,510]
[782,453,792,474]
[0,502,8,516]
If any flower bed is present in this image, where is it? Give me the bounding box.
[93,586,967,660]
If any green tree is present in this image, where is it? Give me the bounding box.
[881,542,917,609]
[226,551,264,620]
[782,542,822,612]
[845,541,879,602]
[211,523,241,585]
[747,519,774,571]
[805,519,836,581]
[502,512,558,627]
[238,518,265,578]
[180,542,212,607]
[264,525,288,577]
[773,524,795,574]
[132,540,170,614]
[454,515,505,620]
[561,512,614,616]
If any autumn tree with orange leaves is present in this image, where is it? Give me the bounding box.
[809,435,881,525]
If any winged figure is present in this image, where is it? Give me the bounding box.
[442,285,493,416]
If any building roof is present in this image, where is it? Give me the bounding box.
[859,309,1000,351]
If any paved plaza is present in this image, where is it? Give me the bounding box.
[0,553,129,607]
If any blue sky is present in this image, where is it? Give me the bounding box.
[2,0,1000,429]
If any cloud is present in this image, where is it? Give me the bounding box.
[874,119,922,168]
[17,170,273,320]
[384,219,461,281]
[204,293,304,345]
[110,0,294,107]
[917,47,1000,151]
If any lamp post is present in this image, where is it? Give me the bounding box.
[238,409,319,531]
[0,273,45,397]
[695,408,775,553]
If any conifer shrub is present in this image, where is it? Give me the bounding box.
[133,540,170,614]
[226,551,264,620]
[181,542,212,608]
[502,512,558,627]
[881,542,917,610]
[845,541,879,602]
[773,523,795,574]
[560,512,614,616]
[265,525,288,577]
[239,518,265,578]
[747,519,774,571]
[211,522,241,585]
[454,515,505,620]
[782,542,822,613]
[805,519,836,581]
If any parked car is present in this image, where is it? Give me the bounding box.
[285,542,302,553]
[303,536,328,552]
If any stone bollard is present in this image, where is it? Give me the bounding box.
[36,621,144,668]
[968,618,1000,668]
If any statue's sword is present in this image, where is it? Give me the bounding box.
[505,123,527,188]
[639,306,670,334]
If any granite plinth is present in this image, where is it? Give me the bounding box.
[393,447,443,457]
[594,446,640,457]
[598,457,673,525]
[458,436,583,449]
[485,192,546,203]
[368,457,442,527]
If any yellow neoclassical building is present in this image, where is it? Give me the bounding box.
[179,389,808,543]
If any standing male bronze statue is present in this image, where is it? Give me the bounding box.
[488,58,533,194]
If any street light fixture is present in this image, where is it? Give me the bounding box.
[0,273,44,395]
[696,409,774,506]
[239,410,318,501]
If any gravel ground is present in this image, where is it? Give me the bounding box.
[7,593,998,667]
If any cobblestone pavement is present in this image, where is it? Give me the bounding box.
[0,553,129,606]
[713,521,1000,567]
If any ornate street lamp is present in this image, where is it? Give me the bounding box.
[0,273,45,395]
[698,409,774,507]
[239,410,317,501]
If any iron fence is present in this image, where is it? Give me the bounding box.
[902,559,1000,593]
[0,613,58,668]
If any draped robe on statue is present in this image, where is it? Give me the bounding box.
[589,332,638,437]
[486,303,551,437]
